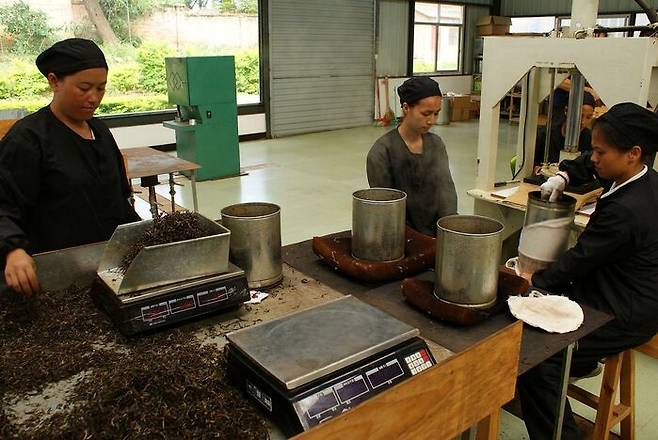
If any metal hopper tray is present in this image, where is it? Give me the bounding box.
[97,212,231,295]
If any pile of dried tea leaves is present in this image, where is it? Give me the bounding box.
[0,287,269,439]
[121,211,216,272]
[0,286,118,395]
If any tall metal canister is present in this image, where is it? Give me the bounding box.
[435,215,504,309]
[517,191,576,274]
[220,203,282,289]
[437,98,451,125]
[352,188,406,262]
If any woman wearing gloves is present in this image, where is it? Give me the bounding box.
[518,102,658,439]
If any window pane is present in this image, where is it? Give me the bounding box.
[438,5,463,25]
[436,26,460,71]
[635,13,650,36]
[636,14,651,26]
[596,16,627,38]
[0,1,260,117]
[597,16,628,27]
[415,2,439,23]
[561,16,628,37]
[413,24,436,73]
[510,17,556,33]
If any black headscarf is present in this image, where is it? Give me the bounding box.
[582,91,596,108]
[398,77,442,107]
[597,102,658,155]
[36,38,108,78]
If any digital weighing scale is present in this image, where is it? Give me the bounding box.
[89,213,250,336]
[91,263,248,336]
[226,296,436,436]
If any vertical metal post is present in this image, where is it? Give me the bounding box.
[543,69,557,164]
[570,0,600,34]
[564,71,585,153]
[168,173,176,213]
[191,171,199,212]
[515,69,541,180]
[552,342,575,440]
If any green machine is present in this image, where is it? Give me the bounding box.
[164,56,240,181]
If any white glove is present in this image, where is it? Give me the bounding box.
[540,171,569,202]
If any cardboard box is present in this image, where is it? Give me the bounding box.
[476,16,511,36]
[449,95,472,122]
[470,96,481,119]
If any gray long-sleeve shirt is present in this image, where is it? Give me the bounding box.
[366,128,458,236]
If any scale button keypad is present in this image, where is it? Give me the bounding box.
[405,350,433,375]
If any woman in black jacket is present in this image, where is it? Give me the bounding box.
[519,102,658,440]
[0,39,139,297]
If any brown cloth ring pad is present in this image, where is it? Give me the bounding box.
[312,226,436,283]
[402,268,530,326]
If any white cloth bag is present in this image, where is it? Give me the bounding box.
[507,291,584,333]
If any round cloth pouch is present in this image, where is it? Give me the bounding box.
[507,290,584,333]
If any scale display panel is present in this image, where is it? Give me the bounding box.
[91,264,249,335]
[290,340,434,430]
[226,296,436,436]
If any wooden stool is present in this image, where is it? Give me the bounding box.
[568,350,635,440]
[0,119,19,139]
[636,334,658,359]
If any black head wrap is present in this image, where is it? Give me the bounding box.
[398,77,442,107]
[36,38,108,78]
[582,91,596,108]
[596,102,658,155]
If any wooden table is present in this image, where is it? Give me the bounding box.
[468,187,591,230]
[282,234,612,440]
[121,147,201,216]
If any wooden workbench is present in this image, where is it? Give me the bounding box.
[281,233,612,376]
[121,147,201,215]
[1,260,452,439]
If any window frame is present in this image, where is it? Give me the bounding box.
[97,0,268,128]
[408,1,465,76]
[556,13,631,33]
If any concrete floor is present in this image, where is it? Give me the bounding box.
[161,120,657,439]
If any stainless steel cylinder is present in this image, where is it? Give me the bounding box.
[518,191,576,274]
[220,202,282,289]
[437,98,451,126]
[434,215,504,309]
[352,188,406,262]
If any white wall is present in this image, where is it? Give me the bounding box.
[0,0,73,28]
[112,113,266,149]
[134,10,258,50]
[375,75,473,118]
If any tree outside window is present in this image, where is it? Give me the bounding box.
[413,2,463,74]
[0,0,260,117]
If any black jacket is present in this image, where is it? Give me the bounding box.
[533,166,658,338]
[0,106,139,261]
[534,125,592,165]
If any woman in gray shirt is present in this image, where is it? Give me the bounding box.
[367,77,457,236]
